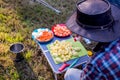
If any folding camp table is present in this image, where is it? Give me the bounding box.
[36,36,90,80]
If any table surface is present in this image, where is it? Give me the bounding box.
[36,36,90,74]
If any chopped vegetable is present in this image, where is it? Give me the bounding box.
[52,24,71,37]
[55,57,62,63]
[49,40,81,63]
[37,31,53,42]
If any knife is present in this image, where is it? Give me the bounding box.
[67,58,79,69]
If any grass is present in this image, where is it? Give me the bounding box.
[0,0,78,80]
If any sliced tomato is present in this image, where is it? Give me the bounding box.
[52,24,71,37]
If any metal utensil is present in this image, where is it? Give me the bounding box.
[10,43,24,62]
[35,0,61,14]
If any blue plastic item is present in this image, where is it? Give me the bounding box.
[67,58,79,69]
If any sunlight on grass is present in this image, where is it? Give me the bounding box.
[0,0,77,80]
[0,56,13,67]
[5,32,25,43]
[0,25,11,33]
[0,44,9,55]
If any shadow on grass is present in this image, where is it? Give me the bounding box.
[0,64,5,79]
[14,58,38,80]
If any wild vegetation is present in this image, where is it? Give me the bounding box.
[0,0,78,80]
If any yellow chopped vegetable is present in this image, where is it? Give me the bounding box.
[49,40,82,63]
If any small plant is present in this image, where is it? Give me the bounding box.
[0,75,5,80]
[10,70,19,80]
[24,50,33,61]
[0,32,8,42]
[5,32,25,43]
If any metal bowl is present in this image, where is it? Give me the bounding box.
[10,43,24,53]
[10,43,24,62]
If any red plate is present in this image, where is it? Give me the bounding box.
[51,24,72,37]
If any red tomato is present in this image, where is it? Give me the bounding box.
[52,24,71,37]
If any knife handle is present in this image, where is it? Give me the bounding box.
[67,58,79,69]
[59,63,70,72]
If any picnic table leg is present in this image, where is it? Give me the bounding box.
[54,73,58,80]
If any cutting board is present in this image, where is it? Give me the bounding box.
[47,38,88,64]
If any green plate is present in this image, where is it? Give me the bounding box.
[47,38,88,64]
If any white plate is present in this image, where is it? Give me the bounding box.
[32,28,54,43]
